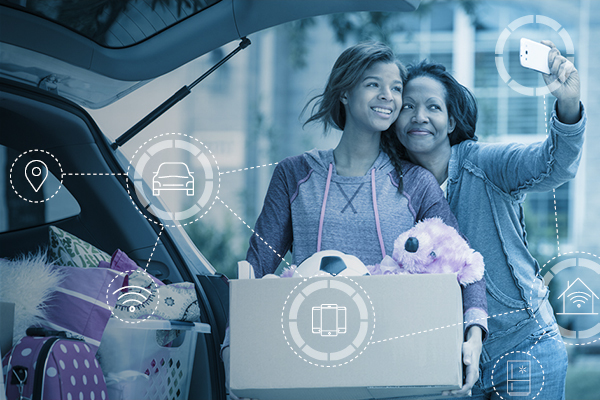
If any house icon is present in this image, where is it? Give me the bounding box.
[557,278,599,315]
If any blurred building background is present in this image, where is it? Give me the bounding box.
[93,0,599,277]
[87,1,599,398]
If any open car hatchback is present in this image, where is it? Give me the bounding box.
[0,1,420,399]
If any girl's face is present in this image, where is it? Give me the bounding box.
[340,61,403,135]
[395,76,456,157]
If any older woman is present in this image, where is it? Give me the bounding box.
[394,41,585,399]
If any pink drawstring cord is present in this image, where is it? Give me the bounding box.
[317,163,333,252]
[371,168,386,260]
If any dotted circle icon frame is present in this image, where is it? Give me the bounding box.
[495,15,575,96]
[9,149,63,203]
[534,252,600,346]
[491,350,544,400]
[281,276,375,368]
[126,133,220,228]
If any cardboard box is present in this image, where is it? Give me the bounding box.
[230,274,463,400]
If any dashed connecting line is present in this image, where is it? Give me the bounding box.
[145,227,164,270]
[217,196,291,268]
[61,169,166,324]
[62,173,128,176]
[220,162,278,175]
[545,96,561,254]
[369,307,530,345]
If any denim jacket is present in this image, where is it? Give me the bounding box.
[446,101,586,361]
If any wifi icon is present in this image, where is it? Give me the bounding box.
[113,286,152,313]
[568,292,591,308]
[557,278,599,315]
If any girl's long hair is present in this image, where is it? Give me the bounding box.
[303,41,407,192]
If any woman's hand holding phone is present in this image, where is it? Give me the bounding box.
[540,40,581,124]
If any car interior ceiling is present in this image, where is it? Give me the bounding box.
[0,80,177,275]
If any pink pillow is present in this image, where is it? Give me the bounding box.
[99,249,164,288]
[40,265,126,351]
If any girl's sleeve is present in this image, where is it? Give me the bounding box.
[473,101,586,196]
[461,279,488,341]
[246,162,294,278]
[415,170,489,341]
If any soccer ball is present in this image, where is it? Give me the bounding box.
[292,250,370,278]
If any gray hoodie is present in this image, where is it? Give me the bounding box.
[241,148,488,342]
[248,148,460,272]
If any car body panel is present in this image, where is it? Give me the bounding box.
[0,0,419,107]
[0,2,421,399]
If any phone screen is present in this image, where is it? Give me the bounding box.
[312,307,320,333]
[520,38,551,74]
[337,306,346,333]
[320,306,337,335]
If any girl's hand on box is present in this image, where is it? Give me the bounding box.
[442,326,482,397]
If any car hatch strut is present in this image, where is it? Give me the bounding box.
[111,37,251,150]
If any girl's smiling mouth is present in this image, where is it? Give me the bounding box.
[372,106,393,116]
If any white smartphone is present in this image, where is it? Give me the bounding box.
[320,304,338,337]
[520,38,551,74]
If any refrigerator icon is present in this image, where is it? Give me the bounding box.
[507,360,531,396]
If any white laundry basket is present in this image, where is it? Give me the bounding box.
[98,319,210,400]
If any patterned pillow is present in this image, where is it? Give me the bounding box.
[117,282,200,322]
[48,226,111,268]
[99,249,199,323]
[116,282,201,346]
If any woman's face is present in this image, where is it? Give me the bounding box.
[341,61,403,135]
[395,76,455,158]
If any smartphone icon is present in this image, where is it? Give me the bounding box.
[320,304,338,337]
[520,38,551,74]
[337,306,346,334]
[312,307,320,334]
[507,360,531,396]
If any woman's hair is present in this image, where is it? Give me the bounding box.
[400,60,478,147]
[303,41,406,132]
[303,41,407,192]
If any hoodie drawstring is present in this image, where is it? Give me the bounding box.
[317,163,386,260]
[317,163,333,252]
[371,168,386,260]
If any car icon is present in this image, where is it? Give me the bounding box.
[153,162,194,196]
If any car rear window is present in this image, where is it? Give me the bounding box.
[0,0,222,48]
[0,144,80,233]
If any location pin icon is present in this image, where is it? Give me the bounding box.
[25,160,49,192]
